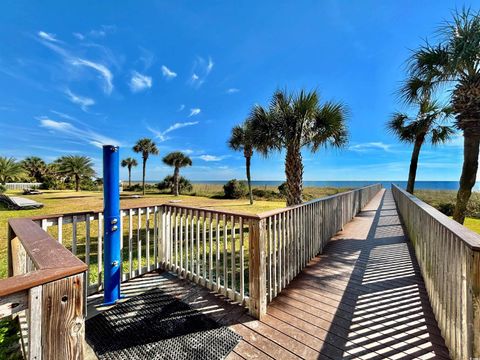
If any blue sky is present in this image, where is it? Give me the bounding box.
[0,1,472,182]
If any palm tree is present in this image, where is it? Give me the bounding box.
[228,121,255,204]
[121,157,138,187]
[0,157,25,184]
[403,8,480,224]
[249,89,348,206]
[21,156,47,182]
[55,155,95,191]
[133,138,159,195]
[162,152,192,196]
[387,99,453,194]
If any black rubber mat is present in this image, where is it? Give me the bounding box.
[86,288,242,360]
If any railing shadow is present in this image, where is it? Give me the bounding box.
[317,191,451,359]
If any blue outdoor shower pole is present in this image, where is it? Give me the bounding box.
[103,145,121,305]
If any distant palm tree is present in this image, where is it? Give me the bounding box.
[0,157,25,184]
[388,99,453,194]
[21,156,47,182]
[249,89,348,206]
[121,157,138,187]
[228,121,255,204]
[162,152,192,196]
[133,138,159,195]
[404,8,480,224]
[55,155,95,191]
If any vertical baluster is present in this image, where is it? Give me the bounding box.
[119,211,124,281]
[190,210,194,280]
[174,208,178,272]
[72,216,78,255]
[185,208,189,277]
[273,214,278,298]
[196,210,200,283]
[223,214,228,296]
[85,213,91,287]
[153,206,158,269]
[278,213,283,292]
[137,208,142,275]
[57,216,63,244]
[283,212,287,289]
[209,213,214,289]
[267,216,272,302]
[202,211,207,285]
[169,207,174,271]
[179,208,184,277]
[159,206,165,268]
[216,213,220,291]
[98,213,103,289]
[146,207,151,271]
[129,209,133,278]
[239,216,245,303]
[231,215,236,300]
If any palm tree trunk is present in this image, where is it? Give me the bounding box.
[245,155,253,205]
[174,167,180,196]
[285,145,303,206]
[142,158,146,195]
[75,174,80,192]
[128,166,132,187]
[453,130,480,224]
[406,135,424,194]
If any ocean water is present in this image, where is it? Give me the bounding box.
[138,180,467,191]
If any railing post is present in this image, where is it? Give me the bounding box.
[248,218,267,319]
[471,250,480,357]
[41,273,85,359]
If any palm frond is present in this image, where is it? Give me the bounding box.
[431,125,455,145]
[309,101,349,151]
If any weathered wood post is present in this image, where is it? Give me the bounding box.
[248,218,267,319]
[472,250,480,357]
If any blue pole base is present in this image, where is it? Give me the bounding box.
[101,293,126,307]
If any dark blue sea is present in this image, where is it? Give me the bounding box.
[141,180,466,191]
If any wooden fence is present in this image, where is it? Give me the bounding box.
[0,218,87,359]
[392,184,480,360]
[4,183,42,190]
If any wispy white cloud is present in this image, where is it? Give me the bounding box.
[39,117,120,148]
[148,121,199,142]
[161,65,177,79]
[226,88,240,94]
[37,32,114,94]
[178,104,185,112]
[129,71,152,92]
[72,32,85,40]
[189,108,201,117]
[196,154,228,162]
[65,89,95,111]
[50,110,76,121]
[70,58,113,94]
[38,31,59,42]
[190,56,214,88]
[349,142,392,152]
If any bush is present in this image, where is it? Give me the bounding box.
[278,182,287,197]
[223,179,247,199]
[157,175,192,194]
[0,184,6,194]
[251,188,281,200]
[437,202,455,216]
[125,184,143,192]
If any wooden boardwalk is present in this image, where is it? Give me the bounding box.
[87,189,451,359]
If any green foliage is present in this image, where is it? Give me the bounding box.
[0,184,6,194]
[133,138,159,160]
[0,319,22,360]
[162,152,192,168]
[251,188,282,200]
[21,156,47,182]
[0,157,25,184]
[438,202,455,216]
[278,182,287,197]
[157,175,193,194]
[223,179,248,199]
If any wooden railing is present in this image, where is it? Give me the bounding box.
[14,184,381,331]
[392,184,480,360]
[0,218,87,359]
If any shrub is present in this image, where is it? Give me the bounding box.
[223,179,247,199]
[252,188,281,200]
[157,175,192,194]
[437,202,455,216]
[278,182,287,197]
[0,184,6,194]
[125,184,143,192]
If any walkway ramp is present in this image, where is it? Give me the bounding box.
[86,189,450,359]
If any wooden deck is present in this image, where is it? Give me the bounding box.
[86,189,450,359]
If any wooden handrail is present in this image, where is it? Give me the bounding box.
[392,184,480,250]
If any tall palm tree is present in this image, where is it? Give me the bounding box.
[387,99,453,194]
[55,155,95,191]
[249,89,348,206]
[228,121,255,204]
[162,152,192,196]
[133,138,159,195]
[121,157,138,187]
[403,8,480,223]
[21,156,47,182]
[0,157,25,184]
